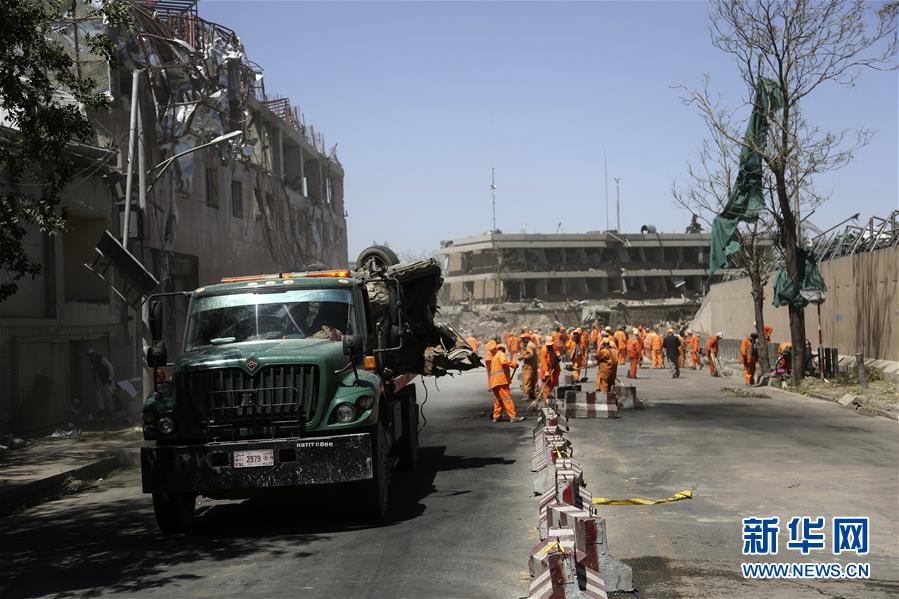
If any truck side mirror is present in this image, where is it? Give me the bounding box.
[148,300,163,341]
[343,334,363,359]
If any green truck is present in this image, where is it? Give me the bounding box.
[140,248,478,532]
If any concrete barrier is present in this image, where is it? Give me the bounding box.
[526,407,634,597]
[564,391,618,419]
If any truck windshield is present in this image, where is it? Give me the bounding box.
[184,287,355,351]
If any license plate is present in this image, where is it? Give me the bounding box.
[233,449,274,468]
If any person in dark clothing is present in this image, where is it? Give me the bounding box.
[662,329,682,378]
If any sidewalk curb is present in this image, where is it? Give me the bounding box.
[0,447,140,518]
[766,385,898,422]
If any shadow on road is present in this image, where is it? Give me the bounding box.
[0,445,454,598]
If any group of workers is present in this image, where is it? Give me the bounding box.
[464,322,787,420]
[464,323,733,422]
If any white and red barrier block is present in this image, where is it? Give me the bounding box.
[564,391,618,419]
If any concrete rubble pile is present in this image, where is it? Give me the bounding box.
[525,406,634,598]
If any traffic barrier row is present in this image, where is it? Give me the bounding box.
[526,405,634,598]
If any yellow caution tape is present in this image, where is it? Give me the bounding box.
[592,489,693,506]
[540,540,563,555]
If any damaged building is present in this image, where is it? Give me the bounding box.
[437,229,731,331]
[0,0,347,434]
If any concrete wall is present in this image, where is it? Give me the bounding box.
[692,246,898,362]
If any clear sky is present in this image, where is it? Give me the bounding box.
[200,0,898,259]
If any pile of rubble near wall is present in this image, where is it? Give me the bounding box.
[443,298,701,340]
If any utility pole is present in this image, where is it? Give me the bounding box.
[604,155,609,231]
[614,177,621,232]
[490,165,496,235]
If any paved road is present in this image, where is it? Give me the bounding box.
[0,372,536,599]
[3,366,896,599]
[568,365,899,599]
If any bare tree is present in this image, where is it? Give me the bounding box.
[673,119,778,373]
[683,0,897,385]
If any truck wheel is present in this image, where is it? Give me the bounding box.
[356,245,399,271]
[397,391,419,470]
[365,424,390,521]
[152,492,196,533]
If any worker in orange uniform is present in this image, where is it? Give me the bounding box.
[590,323,600,352]
[519,331,539,401]
[626,328,641,379]
[540,337,561,404]
[677,331,686,369]
[613,326,628,366]
[465,335,479,354]
[687,331,702,369]
[740,332,759,385]
[651,330,664,368]
[484,338,497,393]
[507,333,519,358]
[489,341,523,422]
[707,332,722,377]
[643,329,654,364]
[567,328,586,381]
[595,335,617,392]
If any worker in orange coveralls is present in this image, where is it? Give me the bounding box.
[540,337,561,404]
[595,335,617,392]
[677,331,686,369]
[651,330,664,368]
[740,332,759,385]
[590,323,600,352]
[643,329,654,363]
[707,332,721,377]
[507,333,519,358]
[484,339,497,391]
[687,331,702,369]
[519,331,539,401]
[613,326,627,366]
[489,341,523,422]
[567,328,586,381]
[465,335,479,354]
[626,328,641,379]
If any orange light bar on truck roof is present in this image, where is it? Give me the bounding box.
[306,270,351,278]
[221,270,352,283]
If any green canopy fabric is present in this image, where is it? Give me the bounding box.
[708,78,784,275]
[772,248,828,308]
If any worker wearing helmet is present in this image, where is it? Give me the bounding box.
[519,331,539,401]
[540,336,561,404]
[626,328,641,379]
[489,341,523,422]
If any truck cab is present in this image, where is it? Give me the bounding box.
[141,257,478,532]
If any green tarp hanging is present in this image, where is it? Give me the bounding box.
[708,78,784,275]
[772,248,828,308]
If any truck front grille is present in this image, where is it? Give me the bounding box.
[188,365,319,440]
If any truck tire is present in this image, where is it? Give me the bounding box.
[365,424,390,521]
[356,245,399,271]
[152,492,196,533]
[396,388,419,470]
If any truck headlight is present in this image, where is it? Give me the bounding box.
[158,416,175,434]
[335,403,356,423]
[357,396,373,411]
